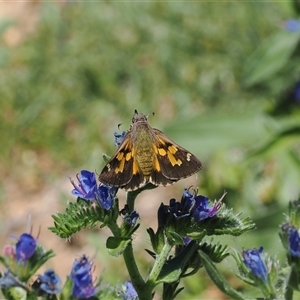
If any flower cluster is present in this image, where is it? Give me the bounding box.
[70,170,117,210]
[158,188,223,227]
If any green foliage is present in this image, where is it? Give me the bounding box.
[49,198,119,239]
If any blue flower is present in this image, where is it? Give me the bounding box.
[169,189,195,219]
[288,228,300,257]
[285,19,300,32]
[114,131,126,147]
[123,211,140,226]
[122,281,138,300]
[192,194,222,222]
[70,170,98,201]
[70,255,96,299]
[15,233,37,263]
[37,269,62,294]
[96,184,117,210]
[243,247,268,283]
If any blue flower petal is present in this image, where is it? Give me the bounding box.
[16,233,37,263]
[122,281,138,300]
[70,170,98,201]
[123,211,140,226]
[38,269,62,294]
[70,255,96,299]
[243,247,268,283]
[96,184,117,210]
[288,228,300,257]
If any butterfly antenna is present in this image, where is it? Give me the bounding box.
[117,123,122,129]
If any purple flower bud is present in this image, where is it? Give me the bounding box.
[16,233,37,263]
[70,255,96,299]
[123,211,140,226]
[288,228,300,257]
[243,247,268,283]
[70,170,98,201]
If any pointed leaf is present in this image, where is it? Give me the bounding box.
[106,237,131,257]
[199,250,246,300]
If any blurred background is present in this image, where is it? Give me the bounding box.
[0,1,300,298]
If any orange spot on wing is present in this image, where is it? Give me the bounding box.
[158,148,167,156]
[154,156,161,171]
[167,151,182,166]
[168,145,178,154]
[116,152,124,160]
[132,160,139,174]
[115,158,125,173]
[125,152,132,161]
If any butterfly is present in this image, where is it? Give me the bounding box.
[99,110,202,191]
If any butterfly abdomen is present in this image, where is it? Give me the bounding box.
[133,123,156,178]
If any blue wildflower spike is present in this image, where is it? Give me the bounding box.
[288,228,300,257]
[70,170,98,201]
[36,269,62,295]
[70,255,96,299]
[96,184,117,210]
[242,246,268,283]
[15,233,37,263]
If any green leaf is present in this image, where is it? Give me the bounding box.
[147,227,165,254]
[165,231,184,245]
[156,241,199,284]
[200,241,229,263]
[244,31,300,86]
[49,198,118,239]
[106,236,131,257]
[199,250,247,300]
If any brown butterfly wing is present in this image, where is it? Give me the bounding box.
[151,129,202,184]
[99,134,145,190]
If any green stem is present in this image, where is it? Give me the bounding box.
[147,240,173,286]
[285,286,293,300]
[127,190,138,212]
[108,221,121,237]
[123,243,151,299]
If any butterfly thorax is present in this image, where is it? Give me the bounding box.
[131,120,156,178]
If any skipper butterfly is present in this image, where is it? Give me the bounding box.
[99,110,202,191]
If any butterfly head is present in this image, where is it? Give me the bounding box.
[131,110,148,127]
